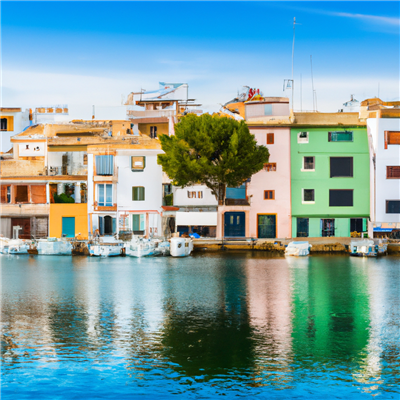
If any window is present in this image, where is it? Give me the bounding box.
[329,190,353,207]
[131,156,146,171]
[188,191,197,198]
[264,163,277,172]
[267,133,274,144]
[0,185,11,203]
[15,186,28,203]
[31,185,46,204]
[150,126,157,139]
[303,156,315,170]
[264,190,275,200]
[384,131,400,149]
[1,118,7,131]
[303,189,315,202]
[386,201,400,214]
[328,131,353,142]
[83,154,88,165]
[95,155,114,175]
[297,132,309,143]
[98,184,113,206]
[350,218,364,233]
[132,186,145,201]
[330,157,353,178]
[387,166,400,179]
[198,191,203,199]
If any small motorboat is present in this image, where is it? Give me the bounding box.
[8,239,29,254]
[29,238,72,255]
[285,241,311,256]
[170,237,193,257]
[125,236,170,258]
[349,239,387,257]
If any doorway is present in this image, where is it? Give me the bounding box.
[11,218,31,239]
[62,217,75,238]
[258,214,277,238]
[104,216,113,235]
[224,212,245,237]
[321,219,335,237]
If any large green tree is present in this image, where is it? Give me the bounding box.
[158,114,269,205]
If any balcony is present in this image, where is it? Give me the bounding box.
[127,110,176,118]
[225,198,250,206]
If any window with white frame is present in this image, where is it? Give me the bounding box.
[303,189,315,203]
[298,131,309,143]
[98,184,113,206]
[303,156,315,170]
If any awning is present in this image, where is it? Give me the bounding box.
[176,212,217,226]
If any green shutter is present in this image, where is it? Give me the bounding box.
[132,187,145,201]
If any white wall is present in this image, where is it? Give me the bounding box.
[173,185,218,206]
[369,118,400,223]
[1,110,30,152]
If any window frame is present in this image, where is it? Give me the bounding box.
[266,133,274,145]
[150,126,158,139]
[264,190,275,200]
[297,131,309,143]
[264,163,277,172]
[330,157,353,178]
[132,186,145,201]
[302,156,315,171]
[187,191,197,199]
[386,166,400,179]
[328,131,353,142]
[302,189,315,203]
[329,189,354,207]
[131,156,146,172]
[97,183,113,207]
[386,200,400,214]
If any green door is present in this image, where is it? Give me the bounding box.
[258,215,276,238]
[62,217,75,238]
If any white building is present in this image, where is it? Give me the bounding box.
[0,107,30,153]
[362,99,400,236]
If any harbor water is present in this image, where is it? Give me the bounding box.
[1,253,399,399]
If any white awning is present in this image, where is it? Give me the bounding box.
[176,212,217,226]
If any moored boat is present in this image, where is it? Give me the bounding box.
[170,237,193,257]
[8,239,29,254]
[88,243,123,257]
[285,241,311,256]
[29,238,72,255]
[349,239,376,257]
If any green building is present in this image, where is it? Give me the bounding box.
[290,114,369,237]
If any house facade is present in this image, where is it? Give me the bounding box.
[362,99,400,236]
[290,113,369,238]
[0,107,30,153]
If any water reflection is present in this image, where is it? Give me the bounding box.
[1,254,399,399]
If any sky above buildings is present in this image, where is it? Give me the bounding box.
[1,1,399,116]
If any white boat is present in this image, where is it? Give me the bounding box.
[0,238,10,254]
[88,236,124,257]
[349,239,387,257]
[8,239,29,254]
[88,243,123,257]
[285,241,311,256]
[170,237,193,257]
[29,238,72,255]
[125,236,170,258]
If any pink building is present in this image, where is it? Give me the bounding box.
[217,97,292,238]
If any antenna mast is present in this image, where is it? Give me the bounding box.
[310,55,315,112]
[291,17,296,110]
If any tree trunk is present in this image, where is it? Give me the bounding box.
[217,183,226,206]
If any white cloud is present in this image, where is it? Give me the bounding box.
[333,12,400,26]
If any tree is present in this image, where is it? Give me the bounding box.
[158,114,269,205]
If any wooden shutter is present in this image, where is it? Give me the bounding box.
[387,166,400,178]
[31,185,46,203]
[388,131,400,145]
[1,185,9,203]
[15,186,28,203]
[267,133,274,144]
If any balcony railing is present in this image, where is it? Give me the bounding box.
[47,165,87,176]
[225,198,250,206]
[127,110,176,118]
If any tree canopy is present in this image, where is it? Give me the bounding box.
[158,114,269,204]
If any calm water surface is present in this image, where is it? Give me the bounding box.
[1,253,399,399]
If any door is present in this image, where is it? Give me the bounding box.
[104,216,113,235]
[321,219,335,237]
[62,217,75,238]
[224,212,245,237]
[258,214,276,238]
[297,218,309,237]
[11,218,31,239]
[350,218,363,234]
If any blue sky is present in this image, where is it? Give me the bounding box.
[1,1,399,114]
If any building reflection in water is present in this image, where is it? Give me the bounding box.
[245,256,293,387]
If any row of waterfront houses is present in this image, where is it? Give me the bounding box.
[1,84,399,240]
